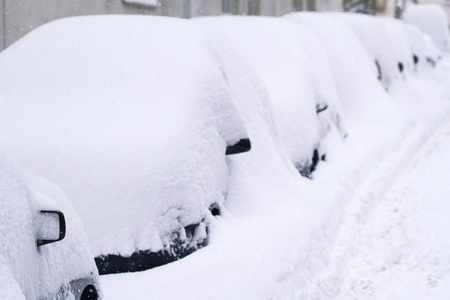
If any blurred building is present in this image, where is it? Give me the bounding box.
[0,0,345,51]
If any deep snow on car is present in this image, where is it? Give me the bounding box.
[284,12,390,126]
[404,24,441,72]
[403,4,450,54]
[196,15,347,178]
[333,13,411,90]
[0,16,251,274]
[378,17,415,77]
[96,9,450,299]
[0,153,100,299]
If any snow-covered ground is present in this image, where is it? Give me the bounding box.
[336,109,450,300]
[100,39,450,300]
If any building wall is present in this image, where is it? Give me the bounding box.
[222,0,251,15]
[0,0,4,51]
[316,0,343,11]
[260,0,296,16]
[222,0,296,15]
[190,0,223,17]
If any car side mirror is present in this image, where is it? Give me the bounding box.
[36,210,66,247]
[316,104,328,114]
[226,138,251,155]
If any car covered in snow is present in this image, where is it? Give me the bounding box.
[0,153,100,299]
[333,13,412,89]
[0,16,251,274]
[403,4,450,54]
[378,17,415,76]
[283,12,388,126]
[404,24,441,72]
[196,16,347,178]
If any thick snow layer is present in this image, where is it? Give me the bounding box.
[28,174,100,298]
[194,17,301,218]
[195,15,346,172]
[100,17,450,300]
[0,16,250,258]
[405,24,437,72]
[0,153,99,299]
[0,155,37,299]
[0,253,25,300]
[378,17,415,76]
[103,56,450,300]
[283,12,390,127]
[403,4,450,53]
[332,13,406,89]
[424,34,442,62]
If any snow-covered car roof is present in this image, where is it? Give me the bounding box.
[0,15,250,270]
[195,15,346,177]
[403,4,450,53]
[0,152,99,299]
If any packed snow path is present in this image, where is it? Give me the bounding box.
[335,117,450,299]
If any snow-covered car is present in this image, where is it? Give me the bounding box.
[333,13,411,89]
[403,4,450,53]
[196,16,346,177]
[378,17,415,76]
[284,12,388,126]
[0,16,251,274]
[404,24,441,71]
[0,153,100,299]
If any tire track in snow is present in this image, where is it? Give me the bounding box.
[294,115,450,300]
[335,118,450,299]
